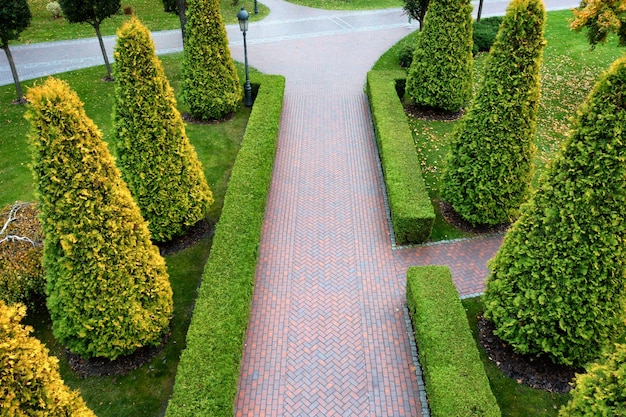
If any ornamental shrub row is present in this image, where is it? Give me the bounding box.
[406,265,501,417]
[165,74,285,417]
[366,70,434,244]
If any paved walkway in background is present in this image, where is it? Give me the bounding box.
[0,0,579,414]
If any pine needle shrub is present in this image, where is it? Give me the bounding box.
[405,0,473,113]
[483,55,626,367]
[560,343,626,416]
[0,300,96,416]
[441,0,546,226]
[26,78,173,360]
[182,0,241,120]
[0,202,44,307]
[113,17,213,243]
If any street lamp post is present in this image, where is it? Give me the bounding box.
[254,0,259,14]
[237,7,253,107]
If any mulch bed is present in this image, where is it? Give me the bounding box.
[439,200,510,235]
[478,316,582,393]
[404,103,464,121]
[157,218,213,256]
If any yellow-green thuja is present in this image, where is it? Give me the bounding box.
[0,300,96,416]
[113,17,213,243]
[405,0,473,113]
[26,78,173,360]
[181,0,241,120]
[441,0,546,226]
[483,55,626,367]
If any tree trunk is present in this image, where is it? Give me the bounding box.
[178,0,187,44]
[93,23,113,80]
[477,0,483,22]
[2,43,26,103]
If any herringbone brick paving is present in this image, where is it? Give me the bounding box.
[233,1,510,415]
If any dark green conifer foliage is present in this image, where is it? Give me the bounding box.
[113,17,213,243]
[182,0,241,120]
[483,55,626,367]
[560,343,626,416]
[26,78,173,360]
[405,0,473,112]
[441,0,546,226]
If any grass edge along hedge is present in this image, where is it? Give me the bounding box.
[165,74,285,417]
[406,265,501,417]
[366,70,434,244]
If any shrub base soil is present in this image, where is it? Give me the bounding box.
[478,315,582,393]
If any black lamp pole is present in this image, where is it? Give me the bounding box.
[254,0,259,14]
[237,7,253,107]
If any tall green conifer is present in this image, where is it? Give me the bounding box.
[182,0,241,120]
[113,17,213,243]
[483,56,626,367]
[441,0,546,226]
[405,0,473,112]
[26,78,173,360]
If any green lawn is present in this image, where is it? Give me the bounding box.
[374,9,624,241]
[1,54,256,416]
[17,0,268,45]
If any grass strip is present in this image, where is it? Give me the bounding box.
[366,70,435,244]
[406,265,501,417]
[165,74,285,417]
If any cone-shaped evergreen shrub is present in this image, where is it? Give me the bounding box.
[113,17,213,243]
[26,78,173,360]
[182,0,241,120]
[405,0,473,112]
[0,300,96,416]
[560,343,626,416]
[441,0,546,226]
[483,55,626,367]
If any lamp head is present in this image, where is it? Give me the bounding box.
[237,7,249,32]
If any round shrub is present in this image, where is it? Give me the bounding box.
[0,300,96,416]
[0,202,44,307]
[46,1,62,18]
[473,16,503,54]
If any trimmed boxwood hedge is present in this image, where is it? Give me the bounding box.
[165,74,285,417]
[406,265,501,417]
[366,70,434,244]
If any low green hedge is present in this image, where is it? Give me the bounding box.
[366,70,434,244]
[406,265,501,417]
[165,74,285,417]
